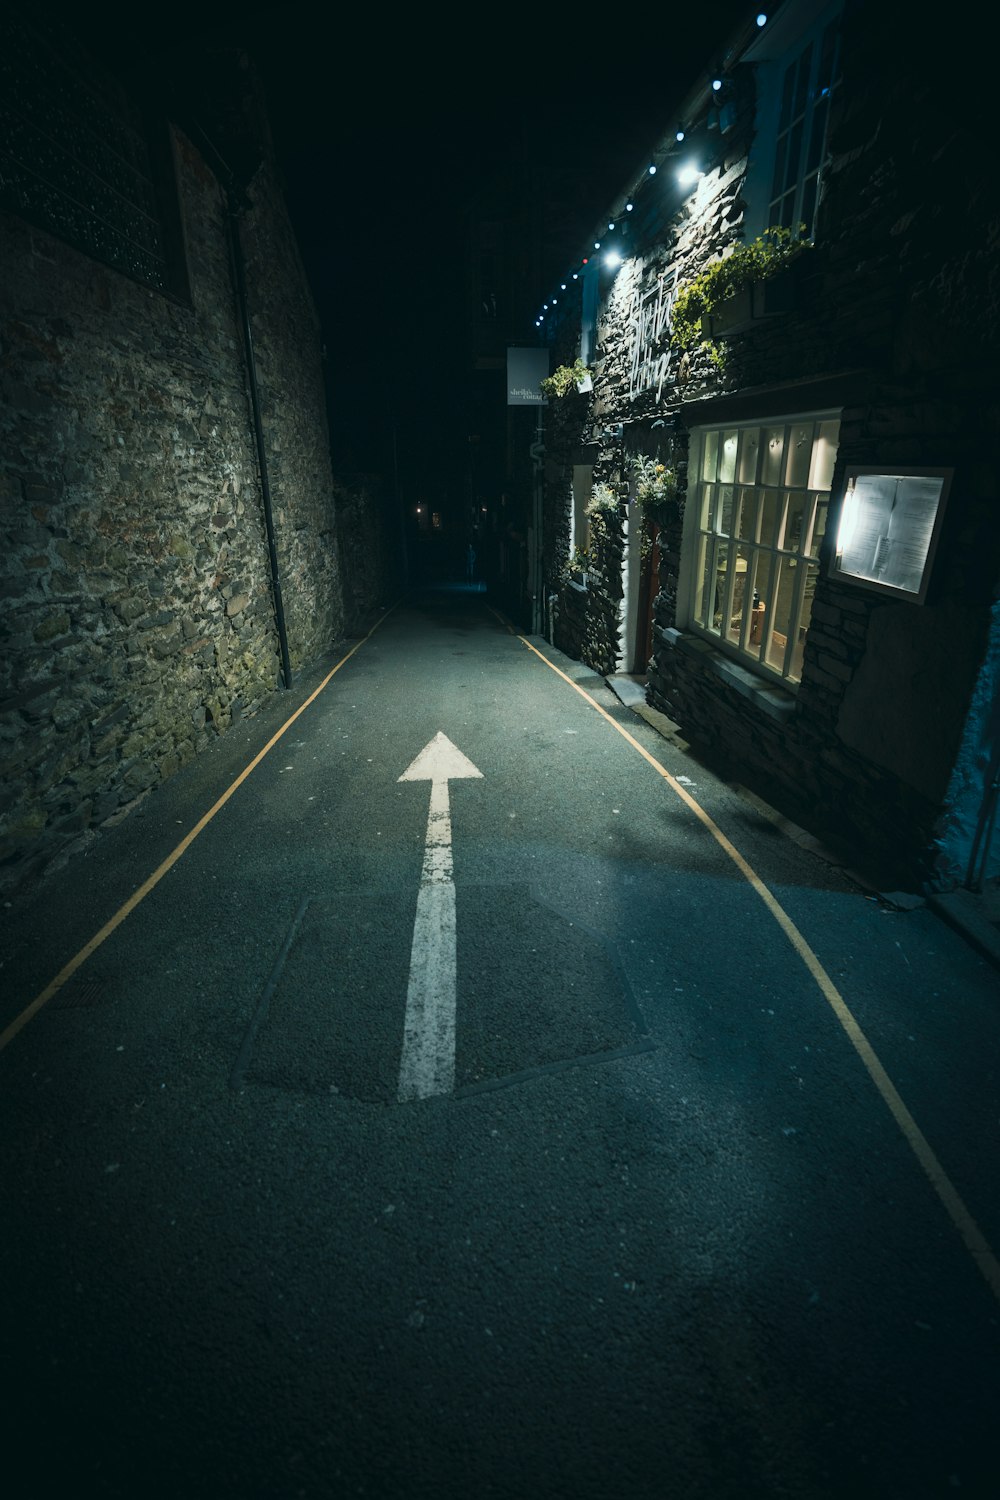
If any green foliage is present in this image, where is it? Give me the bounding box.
[540,357,593,399]
[586,482,618,518]
[562,544,590,583]
[631,454,678,523]
[670,226,809,355]
[585,481,620,550]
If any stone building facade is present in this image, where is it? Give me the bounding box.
[0,22,392,893]
[540,0,997,891]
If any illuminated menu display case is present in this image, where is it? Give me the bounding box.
[832,467,953,603]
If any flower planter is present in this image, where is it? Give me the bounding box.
[700,267,798,338]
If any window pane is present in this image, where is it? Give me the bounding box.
[719,431,739,484]
[738,427,761,484]
[737,488,758,540]
[708,540,725,631]
[778,60,796,132]
[760,488,781,546]
[763,428,785,486]
[809,496,829,558]
[771,133,789,203]
[782,490,809,553]
[702,430,719,482]
[726,546,752,646]
[806,96,828,174]
[692,535,710,623]
[808,419,840,489]
[784,120,804,195]
[749,552,775,659]
[696,482,714,531]
[719,485,737,536]
[790,562,821,682]
[766,557,795,674]
[785,422,813,488]
[792,44,813,119]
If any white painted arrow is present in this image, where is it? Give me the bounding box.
[397,733,483,1102]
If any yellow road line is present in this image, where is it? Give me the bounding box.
[0,607,396,1056]
[517,632,1000,1306]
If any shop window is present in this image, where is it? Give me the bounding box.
[682,414,840,687]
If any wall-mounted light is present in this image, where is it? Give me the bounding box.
[677,162,703,187]
[604,249,623,269]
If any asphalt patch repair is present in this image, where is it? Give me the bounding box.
[232,885,651,1103]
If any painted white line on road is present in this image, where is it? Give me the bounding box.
[397,733,483,1102]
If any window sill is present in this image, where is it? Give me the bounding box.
[660,628,797,723]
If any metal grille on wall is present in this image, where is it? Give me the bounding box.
[0,18,184,297]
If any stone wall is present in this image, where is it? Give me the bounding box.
[335,474,401,634]
[0,122,349,893]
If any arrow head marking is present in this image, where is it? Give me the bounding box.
[398,731,484,784]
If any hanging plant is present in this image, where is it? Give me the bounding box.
[631,454,679,526]
[540,357,593,399]
[585,481,621,551]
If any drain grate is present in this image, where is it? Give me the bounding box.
[54,976,106,1010]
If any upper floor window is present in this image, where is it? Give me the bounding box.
[682,414,840,687]
[743,0,842,242]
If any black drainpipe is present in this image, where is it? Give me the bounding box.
[225,203,293,689]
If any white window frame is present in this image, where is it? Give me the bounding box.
[678,412,841,689]
[743,0,843,244]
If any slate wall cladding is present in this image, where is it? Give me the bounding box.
[541,4,998,886]
[0,124,345,893]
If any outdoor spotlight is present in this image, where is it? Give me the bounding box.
[678,162,701,186]
[604,249,623,269]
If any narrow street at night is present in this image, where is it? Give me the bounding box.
[1,591,997,1500]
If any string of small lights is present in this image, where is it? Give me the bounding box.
[534,10,770,332]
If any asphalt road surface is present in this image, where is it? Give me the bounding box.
[2,587,999,1499]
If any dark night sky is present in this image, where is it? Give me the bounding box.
[227,6,756,470]
[100,3,756,477]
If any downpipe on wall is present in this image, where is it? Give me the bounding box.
[226,203,293,690]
